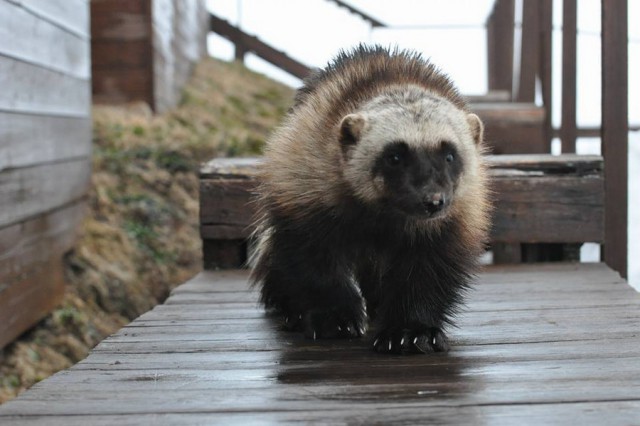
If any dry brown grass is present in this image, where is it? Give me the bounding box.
[0,58,294,403]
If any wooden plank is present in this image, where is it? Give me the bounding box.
[0,112,91,172]
[0,158,91,228]
[487,154,602,173]
[84,338,640,364]
[0,200,85,285]
[15,0,90,38]
[471,102,545,123]
[199,178,256,230]
[1,402,640,426]
[3,363,640,410]
[199,155,604,179]
[0,253,66,350]
[0,55,90,117]
[601,0,628,279]
[0,201,86,348]
[561,0,578,152]
[465,90,511,103]
[0,1,90,79]
[471,102,546,153]
[491,175,604,243]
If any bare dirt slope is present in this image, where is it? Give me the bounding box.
[0,58,294,403]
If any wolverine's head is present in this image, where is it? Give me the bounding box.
[338,87,484,219]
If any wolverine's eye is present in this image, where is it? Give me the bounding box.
[380,141,408,168]
[445,153,455,163]
[386,152,402,166]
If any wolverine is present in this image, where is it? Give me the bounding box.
[250,45,491,354]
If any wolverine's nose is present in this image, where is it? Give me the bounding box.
[423,193,445,214]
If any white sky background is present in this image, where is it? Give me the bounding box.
[206,0,639,289]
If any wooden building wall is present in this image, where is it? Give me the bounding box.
[0,0,92,349]
[92,0,208,113]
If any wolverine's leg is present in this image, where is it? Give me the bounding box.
[255,227,367,339]
[371,250,469,354]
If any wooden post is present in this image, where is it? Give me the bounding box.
[235,42,247,63]
[516,0,540,102]
[487,0,515,93]
[539,0,553,151]
[561,0,578,153]
[601,0,628,278]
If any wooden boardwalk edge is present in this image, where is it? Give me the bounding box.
[1,263,639,425]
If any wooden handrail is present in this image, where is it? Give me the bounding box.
[326,0,386,27]
[209,14,313,79]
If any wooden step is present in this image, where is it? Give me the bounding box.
[199,155,603,269]
[471,102,547,154]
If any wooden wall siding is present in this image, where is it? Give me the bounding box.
[0,1,90,79]
[0,114,91,172]
[10,0,90,38]
[0,0,91,349]
[0,57,90,116]
[92,0,207,112]
[0,202,86,347]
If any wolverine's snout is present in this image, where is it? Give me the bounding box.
[423,192,446,214]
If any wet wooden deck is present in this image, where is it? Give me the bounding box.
[1,263,639,424]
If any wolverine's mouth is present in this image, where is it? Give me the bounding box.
[394,203,449,219]
[421,207,448,219]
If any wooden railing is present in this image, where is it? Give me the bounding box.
[484,0,628,278]
[202,0,629,278]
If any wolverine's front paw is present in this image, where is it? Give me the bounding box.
[372,326,449,354]
[299,308,367,340]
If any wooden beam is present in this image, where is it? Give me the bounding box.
[561,0,578,153]
[601,0,628,278]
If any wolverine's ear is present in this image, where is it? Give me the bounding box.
[339,113,366,149]
[466,113,484,145]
